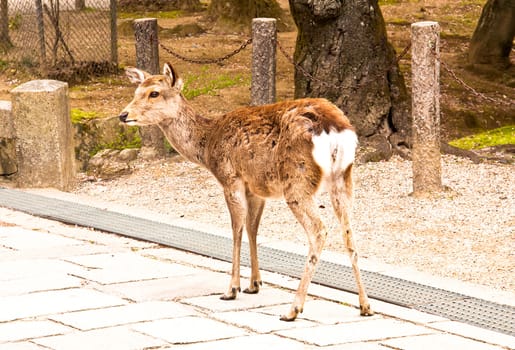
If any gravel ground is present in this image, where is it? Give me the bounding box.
[74,154,515,292]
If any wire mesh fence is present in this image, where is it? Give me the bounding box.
[1,0,117,82]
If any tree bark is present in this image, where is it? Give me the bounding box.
[0,0,12,51]
[468,0,514,69]
[289,0,411,154]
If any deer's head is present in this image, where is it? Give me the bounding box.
[118,63,184,126]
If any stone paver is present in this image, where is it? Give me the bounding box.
[0,288,127,322]
[63,252,199,284]
[50,301,199,330]
[132,316,248,344]
[183,287,296,312]
[212,310,317,333]
[276,318,435,347]
[0,342,48,350]
[382,333,506,350]
[0,273,83,297]
[168,334,312,350]
[99,270,228,301]
[0,206,513,350]
[33,326,167,350]
[0,320,72,343]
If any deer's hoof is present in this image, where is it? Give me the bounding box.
[220,286,240,301]
[280,306,302,322]
[360,303,374,316]
[243,280,262,294]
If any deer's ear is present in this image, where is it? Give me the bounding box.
[125,67,148,84]
[163,62,184,91]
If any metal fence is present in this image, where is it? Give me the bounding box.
[1,0,117,82]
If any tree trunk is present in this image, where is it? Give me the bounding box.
[208,0,288,31]
[289,0,411,156]
[468,0,514,69]
[0,0,12,51]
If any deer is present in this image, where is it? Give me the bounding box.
[118,62,373,321]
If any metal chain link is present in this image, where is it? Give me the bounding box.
[159,36,512,107]
[440,61,513,106]
[159,38,252,65]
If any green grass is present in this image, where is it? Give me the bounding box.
[71,108,101,124]
[183,67,249,99]
[118,10,181,20]
[449,125,515,150]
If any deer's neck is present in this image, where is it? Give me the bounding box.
[157,97,211,165]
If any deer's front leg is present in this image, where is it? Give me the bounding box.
[220,183,247,301]
[243,191,265,294]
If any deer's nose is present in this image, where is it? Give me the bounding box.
[118,111,129,122]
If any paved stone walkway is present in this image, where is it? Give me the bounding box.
[0,206,513,350]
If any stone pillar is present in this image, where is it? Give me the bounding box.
[11,80,75,190]
[133,18,166,158]
[251,18,276,106]
[75,0,85,10]
[411,21,442,198]
[110,0,118,66]
[134,18,159,75]
[0,101,17,175]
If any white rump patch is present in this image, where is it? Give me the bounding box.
[312,129,358,178]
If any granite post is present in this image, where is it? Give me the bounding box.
[11,80,75,190]
[251,18,277,106]
[411,21,443,197]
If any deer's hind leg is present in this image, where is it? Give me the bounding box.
[330,165,373,316]
[281,192,328,321]
[243,190,265,294]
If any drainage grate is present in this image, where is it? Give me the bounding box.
[0,187,513,336]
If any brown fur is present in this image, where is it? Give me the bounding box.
[119,63,373,321]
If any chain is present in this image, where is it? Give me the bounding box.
[159,38,252,65]
[160,36,511,107]
[276,39,412,91]
[440,61,513,106]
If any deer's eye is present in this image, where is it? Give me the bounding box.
[149,91,160,98]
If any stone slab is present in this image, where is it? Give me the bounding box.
[213,310,316,333]
[0,288,127,322]
[51,301,199,330]
[428,321,515,349]
[0,258,84,281]
[277,318,435,347]
[132,316,248,344]
[0,342,48,350]
[0,320,72,343]
[63,252,200,284]
[0,243,123,262]
[0,274,83,297]
[100,271,229,302]
[382,333,506,350]
[0,227,84,250]
[257,299,367,325]
[34,326,167,350]
[183,287,295,312]
[168,334,311,350]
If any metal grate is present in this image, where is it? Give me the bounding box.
[0,187,513,336]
